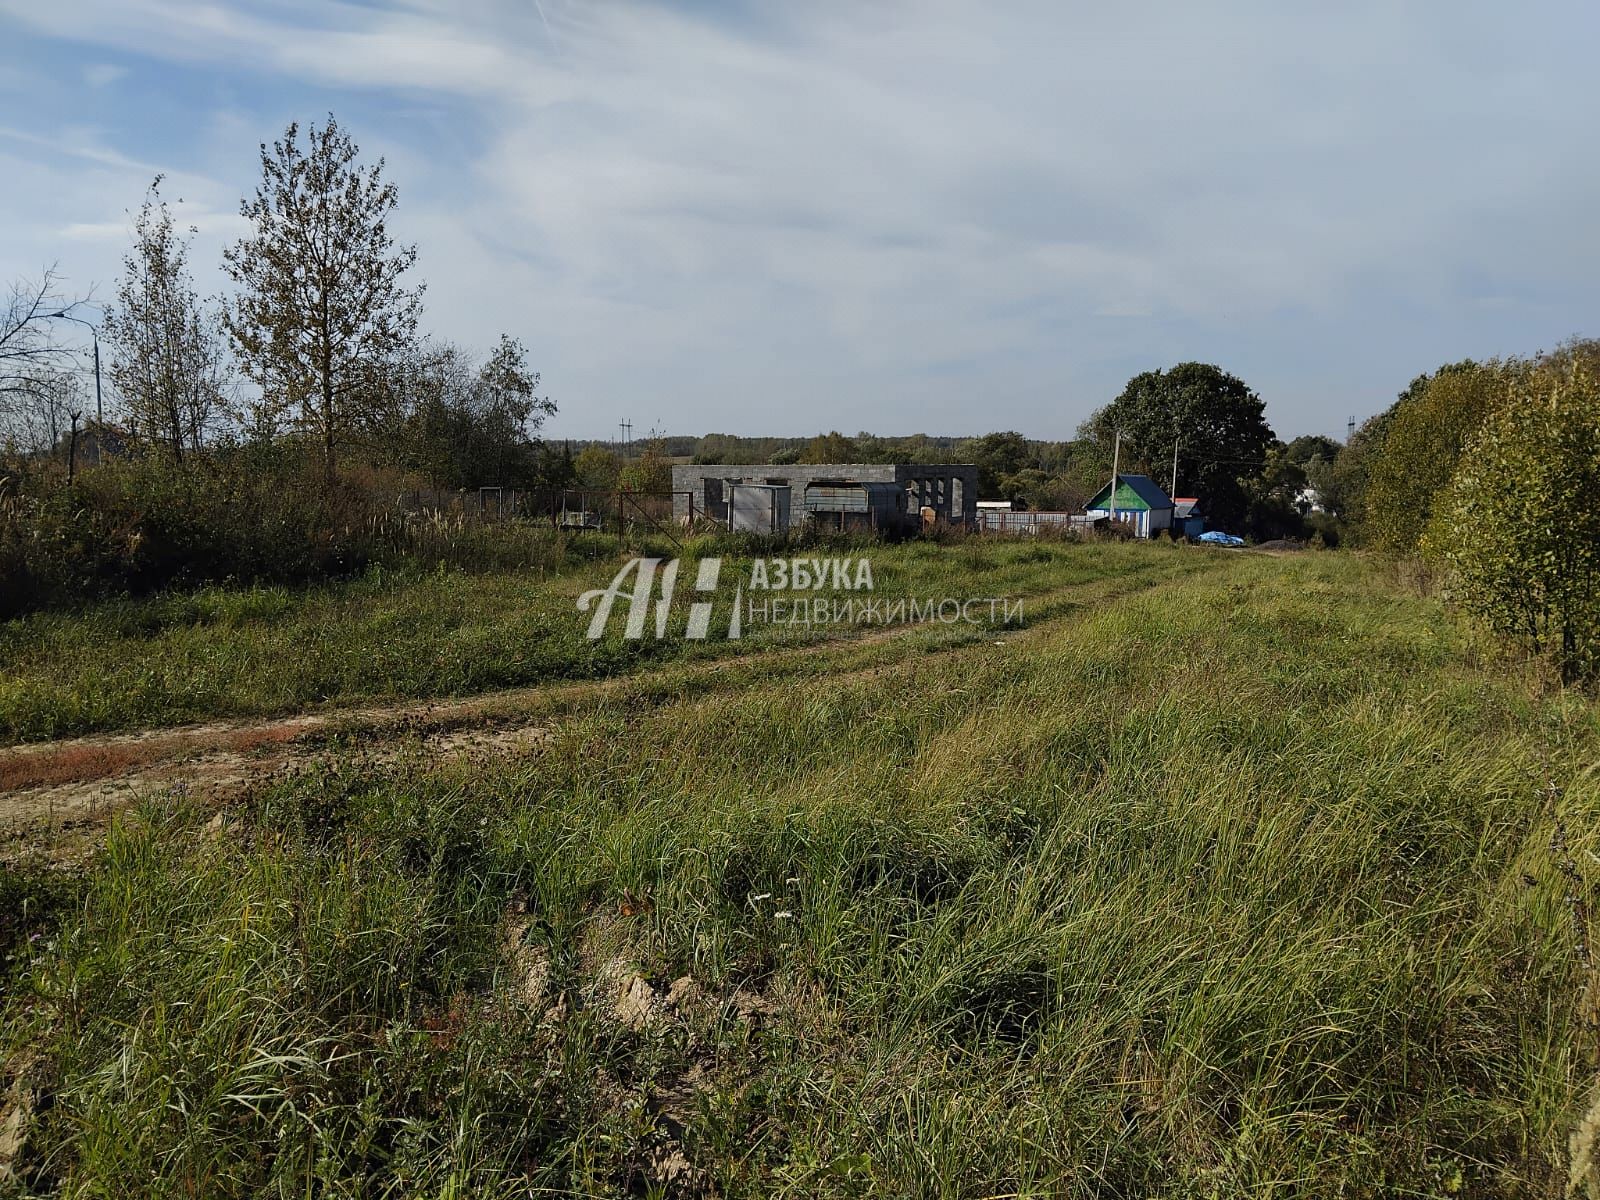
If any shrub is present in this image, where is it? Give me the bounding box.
[0,448,375,615]
[1423,363,1600,682]
[1365,361,1518,554]
[0,448,580,617]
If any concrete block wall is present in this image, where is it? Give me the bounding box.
[671,463,979,526]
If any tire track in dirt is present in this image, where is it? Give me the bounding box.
[0,561,1217,863]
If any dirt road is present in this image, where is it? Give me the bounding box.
[0,564,1206,864]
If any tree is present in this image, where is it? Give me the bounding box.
[1,268,77,396]
[1363,361,1515,553]
[618,436,672,493]
[1536,335,1600,377]
[390,341,474,487]
[0,267,92,451]
[474,334,554,484]
[998,468,1094,512]
[799,431,859,464]
[1,370,83,458]
[1082,363,1273,528]
[574,446,620,490]
[1329,360,1478,536]
[1281,434,1341,468]
[540,440,577,490]
[102,177,230,462]
[995,441,1108,511]
[223,114,422,481]
[1303,453,1339,513]
[391,336,553,488]
[960,430,1030,498]
[1323,413,1385,524]
[1242,441,1314,540]
[1423,361,1600,682]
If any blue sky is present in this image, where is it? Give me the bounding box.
[3,0,1598,442]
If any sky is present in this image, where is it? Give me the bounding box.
[3,0,1598,443]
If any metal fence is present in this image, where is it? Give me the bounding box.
[371,487,708,549]
[975,510,1091,534]
[383,487,702,531]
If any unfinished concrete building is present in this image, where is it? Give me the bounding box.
[671,463,979,533]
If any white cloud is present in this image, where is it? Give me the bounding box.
[61,208,249,242]
[83,63,127,88]
[3,0,1600,438]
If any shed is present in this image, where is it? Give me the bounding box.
[1172,497,1204,538]
[1083,474,1175,538]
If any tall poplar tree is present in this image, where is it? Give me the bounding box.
[103,177,230,461]
[223,115,422,480]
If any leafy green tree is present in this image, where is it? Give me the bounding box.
[391,342,470,486]
[473,335,554,484]
[997,441,1109,510]
[1533,336,1600,378]
[851,432,900,464]
[539,440,577,490]
[391,337,552,488]
[1364,361,1515,553]
[1029,440,1078,475]
[996,468,1051,509]
[1282,434,1341,468]
[1331,361,1478,536]
[1423,362,1600,681]
[1303,453,1340,514]
[959,430,1030,497]
[1082,363,1273,528]
[223,115,422,481]
[799,430,859,463]
[1240,441,1311,539]
[998,468,1092,512]
[574,446,620,490]
[618,437,672,493]
[1323,414,1384,525]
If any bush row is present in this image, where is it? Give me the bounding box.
[0,449,583,618]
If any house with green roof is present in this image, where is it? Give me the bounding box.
[1084,473,1175,538]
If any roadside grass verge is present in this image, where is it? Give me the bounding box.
[0,539,1197,744]
[4,552,1596,1196]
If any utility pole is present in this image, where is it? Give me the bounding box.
[93,337,101,427]
[1347,415,1355,443]
[1109,429,1121,528]
[1169,436,1180,498]
[619,419,632,454]
[67,410,82,485]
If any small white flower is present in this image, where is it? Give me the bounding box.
[774,911,793,920]
[750,892,772,903]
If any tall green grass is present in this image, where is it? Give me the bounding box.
[0,538,1194,743]
[4,552,1596,1196]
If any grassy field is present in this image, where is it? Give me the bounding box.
[0,536,1195,744]
[3,546,1598,1197]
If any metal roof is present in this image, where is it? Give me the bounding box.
[1088,473,1174,511]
